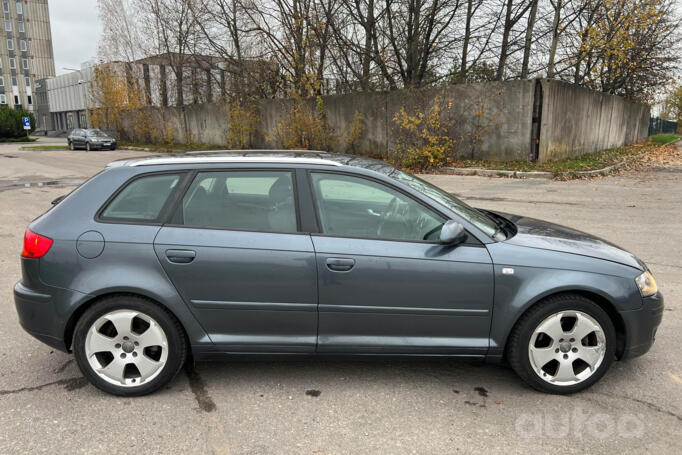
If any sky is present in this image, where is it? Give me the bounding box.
[49,0,102,75]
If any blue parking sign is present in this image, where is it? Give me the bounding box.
[22,116,31,130]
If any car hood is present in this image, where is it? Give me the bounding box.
[493,211,644,270]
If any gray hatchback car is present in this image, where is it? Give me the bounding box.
[14,152,663,396]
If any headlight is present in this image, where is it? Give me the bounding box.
[635,271,658,297]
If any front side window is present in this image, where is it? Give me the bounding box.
[100,174,181,222]
[180,171,297,232]
[310,173,446,242]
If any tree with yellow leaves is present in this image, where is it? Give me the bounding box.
[571,0,679,102]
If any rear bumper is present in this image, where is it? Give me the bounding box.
[619,292,664,360]
[14,281,89,353]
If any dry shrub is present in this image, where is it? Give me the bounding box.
[275,94,336,151]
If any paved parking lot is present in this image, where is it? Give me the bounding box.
[0,139,680,454]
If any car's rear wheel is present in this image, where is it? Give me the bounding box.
[73,295,187,396]
[507,294,616,394]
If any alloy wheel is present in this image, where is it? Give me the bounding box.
[528,310,606,386]
[84,309,168,387]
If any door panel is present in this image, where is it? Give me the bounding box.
[313,236,494,354]
[154,228,318,352]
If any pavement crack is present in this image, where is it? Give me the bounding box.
[591,391,682,422]
[185,363,217,412]
[0,376,88,396]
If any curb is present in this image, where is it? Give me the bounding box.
[438,137,681,180]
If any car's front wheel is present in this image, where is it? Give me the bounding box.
[86,142,91,151]
[68,141,74,150]
[73,295,187,396]
[507,293,616,394]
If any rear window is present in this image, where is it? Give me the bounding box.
[100,173,181,222]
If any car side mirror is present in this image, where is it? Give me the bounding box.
[440,220,467,245]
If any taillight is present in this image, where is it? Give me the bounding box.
[21,229,53,258]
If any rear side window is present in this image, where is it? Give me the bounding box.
[100,173,181,222]
[180,170,298,232]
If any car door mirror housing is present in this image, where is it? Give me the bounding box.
[440,220,467,245]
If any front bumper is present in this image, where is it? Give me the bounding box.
[90,142,116,150]
[619,291,664,359]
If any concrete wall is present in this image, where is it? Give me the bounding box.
[116,79,649,162]
[538,79,650,161]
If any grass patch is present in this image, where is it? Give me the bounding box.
[119,141,226,153]
[442,141,661,174]
[0,136,37,143]
[648,133,680,145]
[21,145,68,150]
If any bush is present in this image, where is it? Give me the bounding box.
[275,94,336,151]
[0,106,35,138]
[392,96,455,170]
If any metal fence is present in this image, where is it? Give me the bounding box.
[649,117,679,135]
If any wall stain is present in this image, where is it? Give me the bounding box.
[305,389,321,397]
[185,364,217,412]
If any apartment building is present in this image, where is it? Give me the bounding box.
[0,0,55,110]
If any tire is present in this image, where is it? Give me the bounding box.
[110,145,117,151]
[507,293,616,394]
[73,295,187,396]
[68,141,74,151]
[86,142,91,152]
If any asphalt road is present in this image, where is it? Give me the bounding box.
[0,139,680,454]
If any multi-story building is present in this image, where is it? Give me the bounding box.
[0,0,55,111]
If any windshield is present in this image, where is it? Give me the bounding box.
[391,171,499,237]
[86,129,108,137]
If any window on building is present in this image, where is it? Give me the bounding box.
[14,95,19,106]
[5,21,11,31]
[27,95,32,105]
[0,76,3,87]
[17,21,24,33]
[22,58,28,70]
[7,39,13,50]
[9,58,15,69]
[19,40,26,52]
[24,76,29,88]
[2,3,8,13]
[0,94,5,104]
[16,1,22,14]
[12,76,18,86]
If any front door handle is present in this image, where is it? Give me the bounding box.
[165,249,196,264]
[326,257,355,272]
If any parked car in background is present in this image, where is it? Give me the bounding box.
[68,129,117,151]
[13,151,663,397]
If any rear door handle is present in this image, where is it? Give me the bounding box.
[326,257,355,272]
[165,249,196,264]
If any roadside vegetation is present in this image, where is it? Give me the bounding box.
[21,145,68,150]
[415,139,670,175]
[648,133,681,145]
